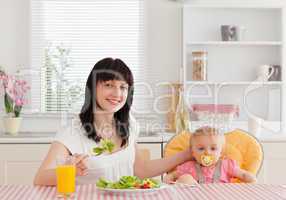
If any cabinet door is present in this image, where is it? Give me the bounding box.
[137,143,162,160]
[137,143,162,180]
[258,143,286,184]
[0,144,50,185]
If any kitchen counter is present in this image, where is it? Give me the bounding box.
[0,132,176,144]
[0,131,286,144]
[0,131,286,185]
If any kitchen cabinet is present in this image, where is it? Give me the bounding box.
[0,142,163,185]
[137,143,163,180]
[257,142,286,184]
[0,141,285,184]
[0,144,50,185]
[137,143,162,160]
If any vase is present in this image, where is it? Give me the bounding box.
[3,117,22,135]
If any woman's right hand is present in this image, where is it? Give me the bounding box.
[73,154,89,176]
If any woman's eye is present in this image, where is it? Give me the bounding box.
[104,83,113,88]
[198,147,204,151]
[211,147,217,151]
[120,86,128,91]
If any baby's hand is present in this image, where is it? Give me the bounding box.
[73,154,89,176]
[163,173,176,184]
[177,174,198,185]
[233,168,257,183]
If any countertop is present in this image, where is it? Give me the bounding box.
[0,132,176,144]
[0,131,286,144]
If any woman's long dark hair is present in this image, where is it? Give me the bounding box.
[79,58,134,147]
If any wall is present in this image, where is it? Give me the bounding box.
[145,0,181,83]
[0,0,30,73]
[0,0,285,133]
[0,0,181,132]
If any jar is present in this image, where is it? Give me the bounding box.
[192,51,207,81]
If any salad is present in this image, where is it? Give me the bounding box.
[92,139,115,156]
[96,176,160,189]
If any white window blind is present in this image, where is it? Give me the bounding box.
[31,0,146,113]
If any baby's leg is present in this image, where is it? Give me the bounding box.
[177,174,198,185]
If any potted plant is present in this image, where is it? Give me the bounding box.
[0,67,30,135]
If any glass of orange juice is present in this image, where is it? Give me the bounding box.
[56,156,76,199]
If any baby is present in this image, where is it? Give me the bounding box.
[164,126,257,184]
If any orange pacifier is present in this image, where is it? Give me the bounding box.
[201,154,215,167]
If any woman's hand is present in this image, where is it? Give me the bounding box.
[73,154,89,176]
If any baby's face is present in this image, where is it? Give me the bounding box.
[191,134,224,166]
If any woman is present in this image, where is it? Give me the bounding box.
[34,57,191,185]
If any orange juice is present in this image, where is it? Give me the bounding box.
[56,165,76,195]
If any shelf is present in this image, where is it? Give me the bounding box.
[185,81,282,85]
[188,41,282,46]
[183,3,283,127]
[184,5,284,9]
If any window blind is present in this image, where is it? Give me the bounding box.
[31,0,146,113]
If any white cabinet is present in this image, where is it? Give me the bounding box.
[137,143,162,180]
[1,141,285,185]
[0,143,163,185]
[0,144,50,185]
[258,142,286,184]
[137,143,162,160]
[182,2,285,128]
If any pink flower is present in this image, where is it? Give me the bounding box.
[0,71,30,117]
[15,98,23,106]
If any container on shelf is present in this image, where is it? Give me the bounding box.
[192,51,207,81]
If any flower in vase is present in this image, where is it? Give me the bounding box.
[0,68,30,118]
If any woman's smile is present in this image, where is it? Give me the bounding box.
[96,80,128,112]
[106,98,122,106]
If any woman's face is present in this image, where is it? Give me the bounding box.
[95,79,129,113]
[191,134,225,166]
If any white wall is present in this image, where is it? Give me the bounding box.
[0,0,30,73]
[0,0,284,133]
[0,0,182,132]
[145,0,181,82]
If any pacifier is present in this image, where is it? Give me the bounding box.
[201,154,215,167]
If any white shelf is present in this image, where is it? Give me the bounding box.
[183,3,283,123]
[186,81,282,85]
[184,5,284,9]
[188,41,282,46]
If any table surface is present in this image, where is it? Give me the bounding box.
[0,183,285,200]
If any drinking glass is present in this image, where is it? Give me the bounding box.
[56,156,76,199]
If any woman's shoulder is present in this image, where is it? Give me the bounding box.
[55,115,84,136]
[53,115,89,153]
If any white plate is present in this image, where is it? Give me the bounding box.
[96,184,170,194]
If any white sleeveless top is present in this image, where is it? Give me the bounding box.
[54,115,139,184]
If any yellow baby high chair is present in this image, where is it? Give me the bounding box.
[164,129,263,182]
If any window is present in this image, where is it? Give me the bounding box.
[31,0,144,113]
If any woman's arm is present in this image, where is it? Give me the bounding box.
[33,141,89,186]
[233,168,257,183]
[134,145,191,179]
[34,142,69,186]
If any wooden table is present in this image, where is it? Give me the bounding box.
[0,183,285,200]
